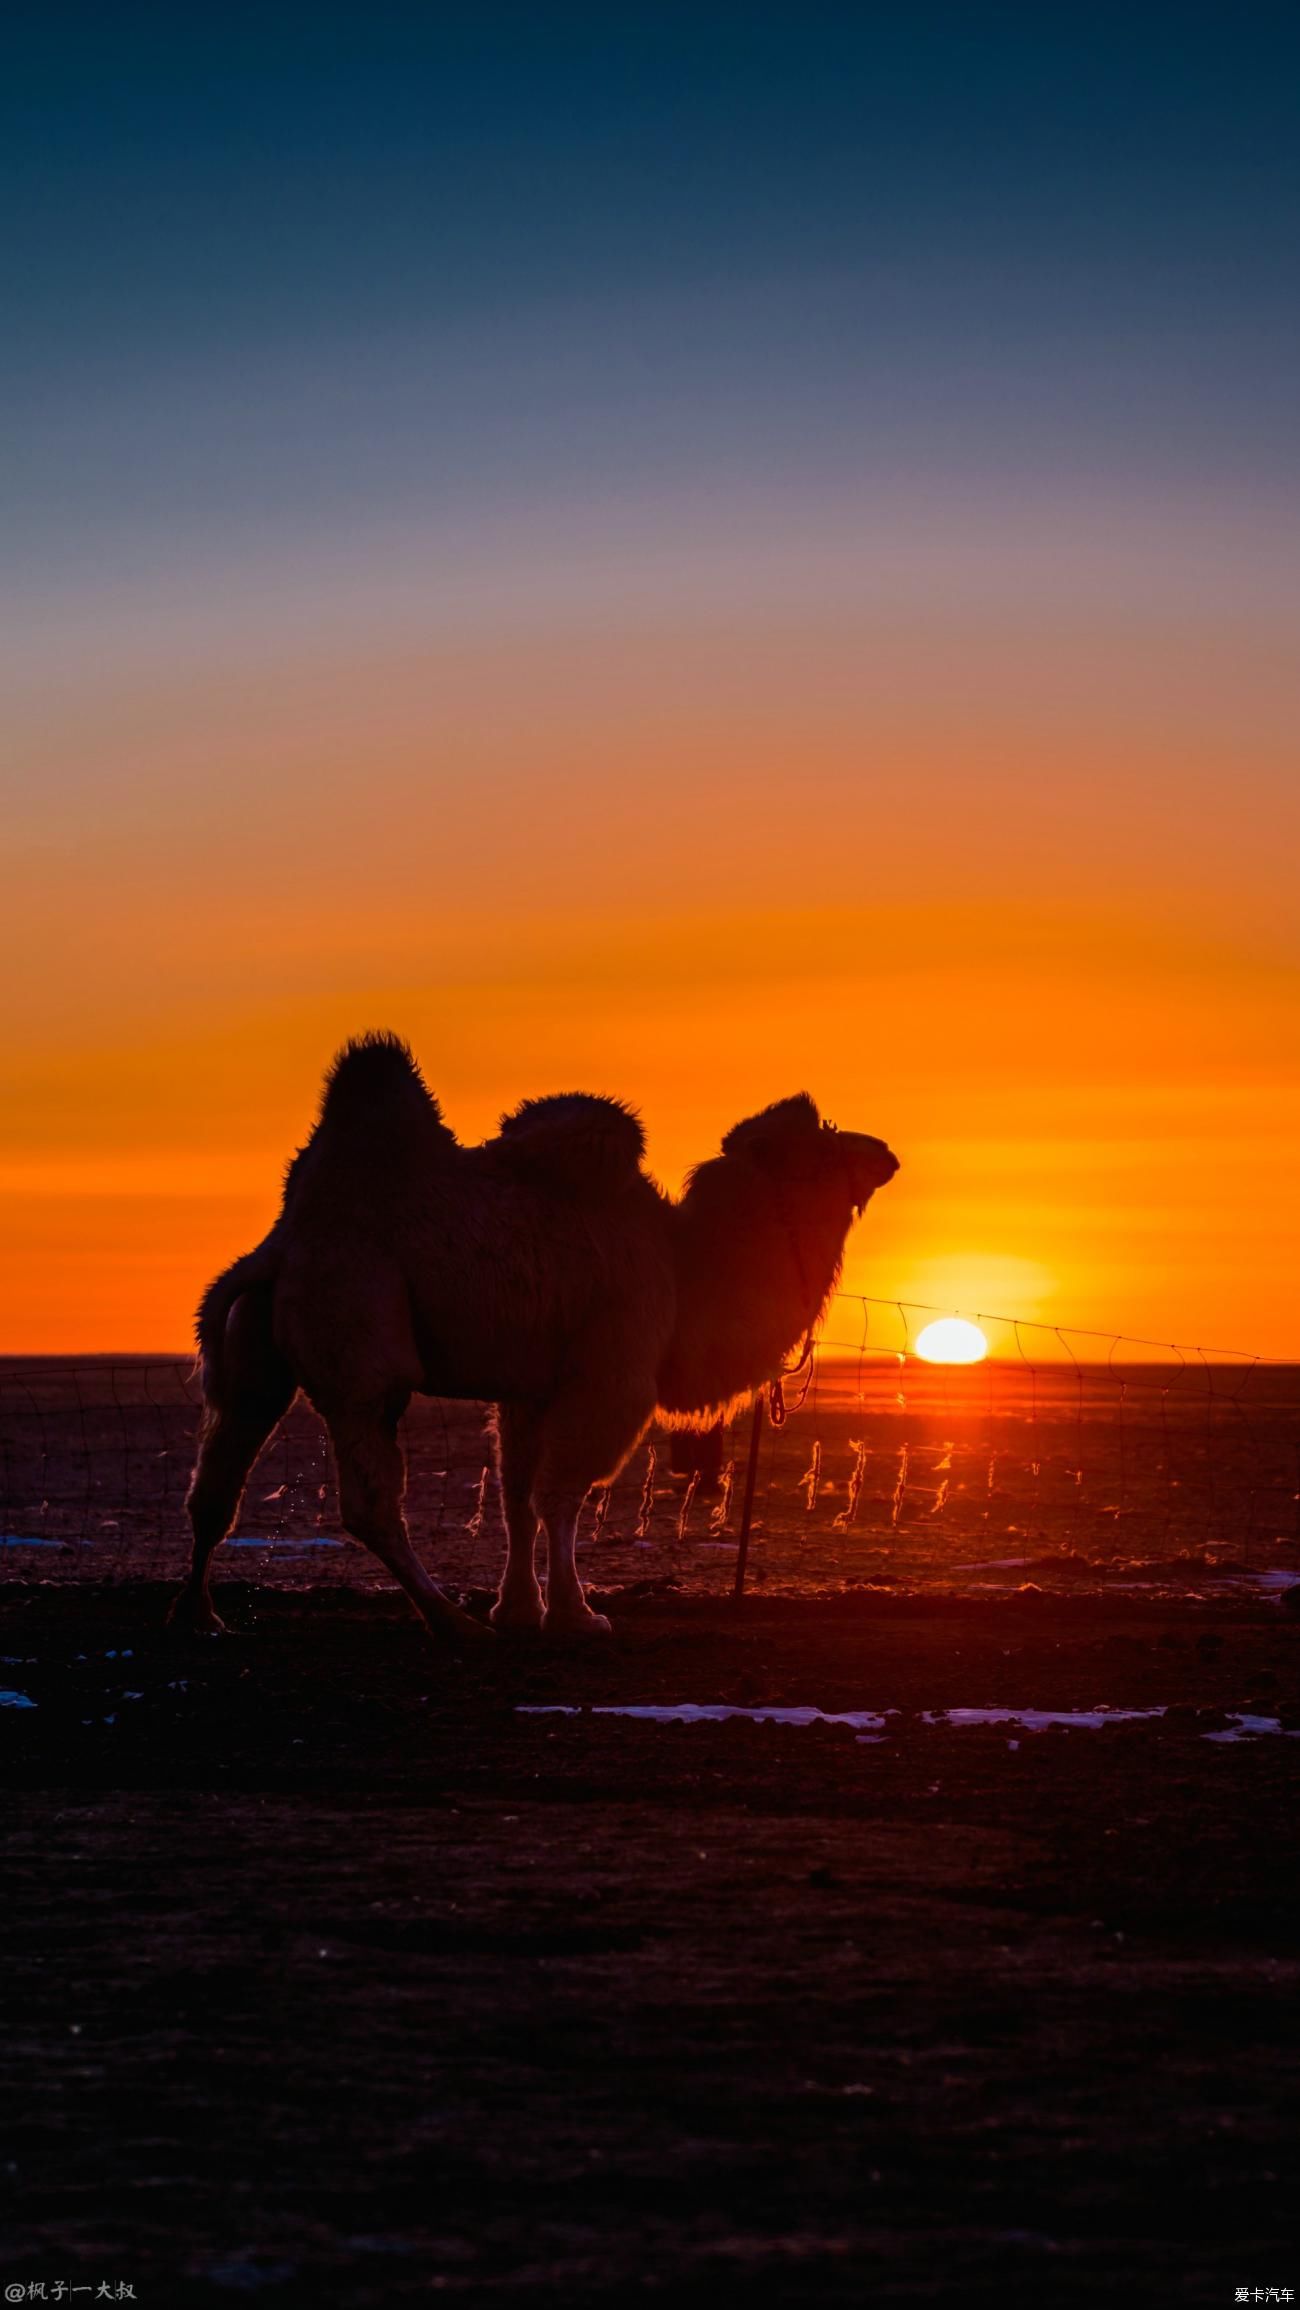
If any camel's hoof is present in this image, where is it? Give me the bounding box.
[490,1591,545,1634]
[167,1591,226,1637]
[444,1605,497,1650]
[543,1604,613,1641]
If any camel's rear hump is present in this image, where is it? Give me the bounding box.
[494,1093,647,1195]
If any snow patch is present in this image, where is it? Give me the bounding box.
[1202,1713,1297,1743]
[225,1535,344,1549]
[1214,1568,1300,1595]
[520,1702,892,1732]
[922,1706,1163,1731]
[518,1702,1300,1744]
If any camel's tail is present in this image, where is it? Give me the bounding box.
[194,1239,283,1410]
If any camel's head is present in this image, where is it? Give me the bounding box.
[721,1094,899,1217]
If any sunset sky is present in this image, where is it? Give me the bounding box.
[3,6,1298,1353]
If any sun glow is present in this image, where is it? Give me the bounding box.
[914,1317,989,1365]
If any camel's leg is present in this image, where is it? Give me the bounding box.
[534,1378,656,1638]
[173,1299,294,1633]
[490,1403,544,1631]
[538,1496,611,1637]
[174,1394,289,1633]
[326,1400,492,1649]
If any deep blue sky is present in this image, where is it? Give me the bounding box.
[8,6,1300,349]
[5,2,1299,578]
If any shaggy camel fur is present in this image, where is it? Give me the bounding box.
[176,1036,898,1643]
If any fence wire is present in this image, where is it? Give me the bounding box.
[2,1294,1298,1598]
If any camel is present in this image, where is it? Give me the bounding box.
[175,1035,898,1644]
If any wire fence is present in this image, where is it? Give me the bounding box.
[2,1293,1298,1599]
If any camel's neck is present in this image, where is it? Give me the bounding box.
[657,1163,852,1421]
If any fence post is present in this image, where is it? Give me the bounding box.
[732,1390,765,1604]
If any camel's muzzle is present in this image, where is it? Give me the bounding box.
[845,1135,900,1209]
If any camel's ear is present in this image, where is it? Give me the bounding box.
[721,1094,821,1166]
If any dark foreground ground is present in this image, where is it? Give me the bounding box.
[2,1579,1299,2306]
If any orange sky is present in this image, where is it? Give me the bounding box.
[4,495,1297,1354]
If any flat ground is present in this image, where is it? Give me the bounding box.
[2,1580,1299,2306]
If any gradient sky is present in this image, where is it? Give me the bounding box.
[3,4,1298,1352]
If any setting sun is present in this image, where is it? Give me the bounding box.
[914,1317,989,1365]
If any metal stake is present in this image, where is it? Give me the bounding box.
[732,1390,765,1604]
